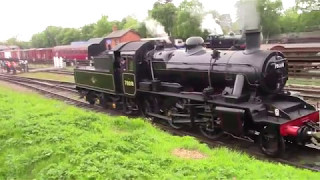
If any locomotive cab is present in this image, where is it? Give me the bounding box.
[74,41,154,111]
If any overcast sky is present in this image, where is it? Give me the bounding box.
[0,0,295,41]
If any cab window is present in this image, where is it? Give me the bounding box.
[120,55,134,72]
[127,56,134,71]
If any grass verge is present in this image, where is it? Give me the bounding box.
[287,77,320,87]
[28,64,54,69]
[18,72,74,83]
[0,85,319,179]
[62,67,75,72]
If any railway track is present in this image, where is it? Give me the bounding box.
[46,69,74,75]
[0,74,120,116]
[285,85,320,101]
[27,67,75,75]
[0,74,75,89]
[0,74,319,172]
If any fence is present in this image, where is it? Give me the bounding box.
[267,44,320,78]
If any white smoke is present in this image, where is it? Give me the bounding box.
[238,0,260,31]
[145,19,168,37]
[201,14,223,35]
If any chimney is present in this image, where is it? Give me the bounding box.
[238,0,261,54]
[112,25,118,32]
[244,29,261,54]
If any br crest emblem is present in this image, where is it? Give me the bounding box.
[91,77,97,84]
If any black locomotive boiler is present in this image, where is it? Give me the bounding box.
[74,30,320,157]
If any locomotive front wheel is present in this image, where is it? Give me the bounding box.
[199,121,223,140]
[259,125,285,157]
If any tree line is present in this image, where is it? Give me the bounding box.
[255,0,320,39]
[0,15,147,49]
[150,0,320,40]
[0,0,319,48]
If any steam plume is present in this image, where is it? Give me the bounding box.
[237,0,260,31]
[201,14,223,35]
[145,19,168,37]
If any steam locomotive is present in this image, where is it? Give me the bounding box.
[74,30,320,157]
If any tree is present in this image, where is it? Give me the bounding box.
[5,37,30,49]
[31,33,49,48]
[57,28,82,45]
[178,0,204,16]
[258,0,283,38]
[44,26,63,47]
[173,11,203,39]
[122,16,139,29]
[149,1,177,36]
[93,15,112,37]
[295,0,320,12]
[81,24,96,41]
[279,0,320,33]
[299,11,320,31]
[30,26,64,47]
[6,37,19,46]
[119,16,148,37]
[136,22,148,38]
[110,20,123,30]
[172,0,204,39]
[295,0,320,31]
[231,21,240,33]
[279,8,300,33]
[30,27,82,47]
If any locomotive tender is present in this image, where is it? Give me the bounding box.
[74,30,320,156]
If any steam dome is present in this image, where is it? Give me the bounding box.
[186,37,204,46]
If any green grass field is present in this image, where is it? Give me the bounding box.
[18,72,75,83]
[0,85,319,179]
